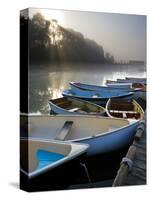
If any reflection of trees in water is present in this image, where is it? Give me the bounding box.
[28,63,146,114]
[29,87,62,114]
[29,68,105,114]
[29,72,51,113]
[29,70,71,113]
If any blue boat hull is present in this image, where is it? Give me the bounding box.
[63,88,134,105]
[22,115,138,157]
[71,121,138,156]
[70,81,138,92]
[49,98,105,116]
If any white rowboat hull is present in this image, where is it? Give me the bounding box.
[21,115,139,156]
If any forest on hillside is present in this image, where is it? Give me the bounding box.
[20,13,115,65]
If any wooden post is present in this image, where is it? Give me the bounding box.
[112,145,136,186]
[135,123,145,141]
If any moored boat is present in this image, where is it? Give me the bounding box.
[20,137,88,191]
[62,88,134,105]
[21,115,139,156]
[21,137,88,179]
[69,81,141,92]
[106,81,145,91]
[106,98,144,123]
[117,78,146,85]
[126,77,146,84]
[49,96,105,116]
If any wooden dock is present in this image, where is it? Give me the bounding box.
[112,112,146,186]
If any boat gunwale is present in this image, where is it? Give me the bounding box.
[21,114,139,143]
[20,137,89,179]
[62,89,134,100]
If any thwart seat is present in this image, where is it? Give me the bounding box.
[55,121,74,141]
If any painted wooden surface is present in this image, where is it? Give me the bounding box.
[112,112,146,186]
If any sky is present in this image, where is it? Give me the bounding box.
[29,8,146,62]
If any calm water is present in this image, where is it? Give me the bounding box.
[27,63,146,189]
[29,64,146,114]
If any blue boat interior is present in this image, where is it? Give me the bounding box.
[36,149,65,170]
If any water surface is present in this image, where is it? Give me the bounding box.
[29,63,146,114]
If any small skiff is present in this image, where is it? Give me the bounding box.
[49,96,105,116]
[21,115,139,156]
[70,81,141,92]
[20,137,88,179]
[106,81,145,91]
[117,78,146,85]
[62,88,134,105]
[126,77,146,84]
[106,98,144,123]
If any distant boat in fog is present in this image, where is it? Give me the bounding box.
[106,79,145,91]
[125,77,146,84]
[117,78,146,84]
[70,81,141,92]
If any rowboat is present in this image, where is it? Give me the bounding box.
[117,78,146,85]
[106,98,144,123]
[70,81,141,92]
[22,115,139,156]
[106,82,132,89]
[48,96,105,116]
[20,138,88,179]
[62,88,134,105]
[106,81,145,91]
[20,137,88,191]
[126,77,146,84]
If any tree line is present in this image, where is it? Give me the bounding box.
[20,13,115,65]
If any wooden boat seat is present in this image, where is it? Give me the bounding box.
[110,110,140,119]
[55,121,74,141]
[109,110,137,114]
[122,112,127,118]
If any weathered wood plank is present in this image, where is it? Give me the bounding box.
[130,167,146,180]
[133,142,146,150]
[125,174,146,185]
[55,121,73,140]
[132,159,146,170]
[112,145,136,186]
[134,147,146,160]
[112,110,146,186]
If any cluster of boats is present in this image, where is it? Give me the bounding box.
[20,77,146,188]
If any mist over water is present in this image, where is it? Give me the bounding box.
[29,64,146,114]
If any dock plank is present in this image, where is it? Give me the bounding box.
[113,110,146,187]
